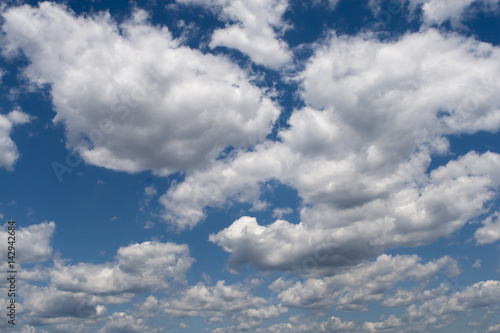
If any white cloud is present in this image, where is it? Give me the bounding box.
[272,207,293,219]
[0,67,6,83]
[473,259,482,269]
[177,0,292,68]
[163,28,500,270]
[21,285,107,328]
[162,280,287,330]
[144,185,157,197]
[50,241,194,295]
[0,109,31,170]
[163,280,267,316]
[271,254,458,310]
[1,2,280,175]
[475,212,500,244]
[97,312,158,333]
[408,0,500,26]
[488,324,500,332]
[256,314,357,333]
[364,279,500,330]
[0,221,54,263]
[249,200,270,212]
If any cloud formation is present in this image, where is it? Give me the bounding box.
[1,2,280,175]
[0,109,30,170]
[177,0,292,68]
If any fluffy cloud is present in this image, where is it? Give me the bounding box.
[271,254,458,310]
[97,312,158,333]
[50,241,194,295]
[272,207,293,219]
[475,212,500,244]
[0,109,30,170]
[162,280,287,330]
[408,0,500,26]
[1,2,280,175]
[177,0,292,68]
[0,221,54,263]
[255,314,357,333]
[363,280,500,331]
[163,28,500,271]
[21,285,107,330]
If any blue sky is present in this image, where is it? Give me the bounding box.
[1,0,500,332]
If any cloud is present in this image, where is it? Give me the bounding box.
[364,279,500,330]
[50,241,194,295]
[475,212,500,244]
[1,2,280,176]
[163,28,500,270]
[21,285,107,329]
[256,314,357,333]
[407,0,500,26]
[177,0,292,68]
[272,207,293,219]
[271,254,458,310]
[473,259,482,268]
[97,312,158,333]
[162,280,287,330]
[0,221,54,263]
[488,324,500,333]
[0,109,31,170]
[144,185,157,197]
[249,200,270,212]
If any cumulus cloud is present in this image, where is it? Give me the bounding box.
[475,212,500,244]
[407,0,500,26]
[50,241,194,295]
[1,2,280,175]
[97,312,158,333]
[21,285,107,329]
[488,324,500,333]
[163,28,500,269]
[162,280,287,330]
[364,279,500,331]
[177,0,292,68]
[0,109,31,170]
[271,254,458,310]
[256,314,357,333]
[0,221,54,263]
[272,207,293,218]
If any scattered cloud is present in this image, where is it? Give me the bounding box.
[177,0,292,68]
[50,241,194,295]
[475,212,500,245]
[272,207,293,219]
[271,254,458,310]
[0,109,31,170]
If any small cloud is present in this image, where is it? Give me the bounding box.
[472,259,481,269]
[249,200,269,212]
[179,322,189,329]
[272,207,293,219]
[0,213,3,219]
[7,108,31,125]
[110,216,118,221]
[144,185,157,197]
[144,221,154,229]
[96,180,106,185]
[201,272,212,285]
[0,68,6,83]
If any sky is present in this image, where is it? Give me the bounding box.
[1,0,500,332]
